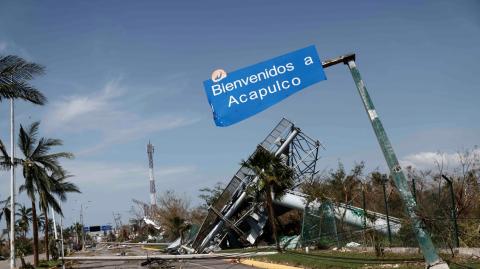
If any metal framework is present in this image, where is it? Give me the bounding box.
[191,118,322,253]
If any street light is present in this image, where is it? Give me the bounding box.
[441,175,460,248]
[9,97,16,269]
[80,201,92,251]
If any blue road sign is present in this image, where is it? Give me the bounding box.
[83,227,90,232]
[101,225,113,231]
[203,45,326,127]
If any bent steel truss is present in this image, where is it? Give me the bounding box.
[191,118,322,252]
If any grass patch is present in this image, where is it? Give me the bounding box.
[143,245,166,250]
[219,247,277,253]
[36,259,63,268]
[250,250,480,269]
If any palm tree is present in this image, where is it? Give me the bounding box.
[15,205,32,238]
[0,197,13,245]
[10,122,73,266]
[38,212,46,234]
[241,146,294,251]
[38,170,80,260]
[71,222,83,246]
[0,55,46,104]
[1,55,47,268]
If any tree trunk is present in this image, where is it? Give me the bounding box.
[265,186,281,252]
[43,205,50,261]
[31,200,39,267]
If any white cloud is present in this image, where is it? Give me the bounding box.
[400,147,480,171]
[0,41,7,52]
[43,78,199,155]
[64,161,197,190]
[0,40,32,59]
[49,161,202,226]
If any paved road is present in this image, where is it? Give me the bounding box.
[0,246,254,268]
[71,259,252,269]
[69,245,253,269]
[0,253,46,269]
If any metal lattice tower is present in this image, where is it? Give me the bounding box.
[147,141,157,207]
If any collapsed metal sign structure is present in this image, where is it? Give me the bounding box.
[191,118,402,253]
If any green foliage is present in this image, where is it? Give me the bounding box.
[37,259,62,268]
[16,237,33,257]
[0,55,46,104]
[301,162,364,204]
[396,220,417,247]
[242,146,294,198]
[198,182,224,209]
[152,190,191,241]
[299,148,480,249]
[49,238,59,260]
[16,204,32,237]
[241,146,294,251]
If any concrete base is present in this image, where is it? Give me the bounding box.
[346,247,480,258]
[428,261,450,269]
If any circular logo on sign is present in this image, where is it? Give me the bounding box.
[211,69,227,83]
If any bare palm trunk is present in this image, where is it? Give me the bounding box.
[265,186,281,252]
[31,201,39,267]
[43,205,50,261]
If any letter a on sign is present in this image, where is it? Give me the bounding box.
[203,45,327,127]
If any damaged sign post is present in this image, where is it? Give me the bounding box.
[202,47,448,269]
[343,55,449,269]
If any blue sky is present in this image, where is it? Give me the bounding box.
[0,0,479,227]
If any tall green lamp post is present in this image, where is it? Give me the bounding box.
[321,54,449,268]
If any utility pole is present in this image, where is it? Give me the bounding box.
[147,142,157,208]
[317,54,448,268]
[80,204,84,250]
[79,201,91,251]
[60,215,65,269]
[441,175,460,248]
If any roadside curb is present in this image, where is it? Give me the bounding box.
[239,259,302,269]
[141,246,161,251]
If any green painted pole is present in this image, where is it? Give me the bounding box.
[300,203,308,247]
[345,59,449,269]
[362,184,367,246]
